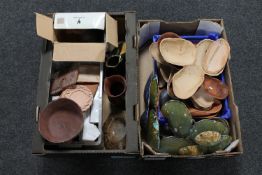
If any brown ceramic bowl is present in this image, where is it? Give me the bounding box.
[38,98,84,143]
[203,76,229,100]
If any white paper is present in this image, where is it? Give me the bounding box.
[225,139,240,152]
[139,22,160,48]
[82,117,100,141]
[89,63,103,123]
[196,20,224,35]
[54,12,106,29]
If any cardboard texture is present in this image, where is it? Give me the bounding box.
[35,12,118,62]
[33,12,242,159]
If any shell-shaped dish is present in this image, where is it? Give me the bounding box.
[159,38,196,66]
[172,66,204,99]
[202,38,230,76]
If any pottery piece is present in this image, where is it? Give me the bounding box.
[202,38,230,76]
[103,112,126,149]
[104,75,126,107]
[192,85,215,109]
[159,136,193,154]
[178,145,203,156]
[159,89,173,109]
[51,69,79,95]
[195,131,222,147]
[159,38,196,66]
[157,32,180,46]
[159,63,173,83]
[161,100,193,137]
[200,135,232,153]
[82,83,99,96]
[149,42,166,64]
[203,76,229,99]
[149,74,158,108]
[38,98,84,143]
[172,66,204,99]
[146,109,160,150]
[195,39,213,68]
[189,102,222,117]
[60,85,93,111]
[190,119,229,140]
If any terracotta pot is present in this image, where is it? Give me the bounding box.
[38,98,84,143]
[104,75,127,107]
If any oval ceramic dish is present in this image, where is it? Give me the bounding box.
[195,39,213,68]
[60,85,93,111]
[159,38,196,66]
[203,76,229,100]
[192,85,215,109]
[202,38,230,76]
[172,66,204,99]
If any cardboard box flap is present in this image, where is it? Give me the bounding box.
[35,13,54,41]
[105,14,118,47]
[53,43,106,62]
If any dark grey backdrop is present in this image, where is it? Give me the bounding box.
[0,0,261,174]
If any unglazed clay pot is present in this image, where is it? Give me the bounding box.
[192,85,215,109]
[203,76,229,99]
[157,32,180,46]
[202,38,230,76]
[159,38,196,66]
[104,75,127,107]
[60,85,93,111]
[172,66,204,99]
[38,98,84,143]
[189,102,222,117]
[195,39,213,68]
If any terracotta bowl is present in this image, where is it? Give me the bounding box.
[38,98,84,143]
[203,76,229,99]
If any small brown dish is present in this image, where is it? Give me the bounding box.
[38,98,84,143]
[203,76,229,100]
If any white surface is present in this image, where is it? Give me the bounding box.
[54,12,106,29]
[82,117,100,141]
[139,22,160,48]
[89,63,103,123]
[196,20,224,35]
[225,139,240,152]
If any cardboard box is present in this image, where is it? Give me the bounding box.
[32,12,139,156]
[36,12,118,62]
[33,12,242,159]
[137,19,243,159]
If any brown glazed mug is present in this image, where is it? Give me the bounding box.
[104,75,126,108]
[38,98,84,143]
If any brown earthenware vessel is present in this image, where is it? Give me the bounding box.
[38,98,84,143]
[203,76,229,100]
[104,75,127,107]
